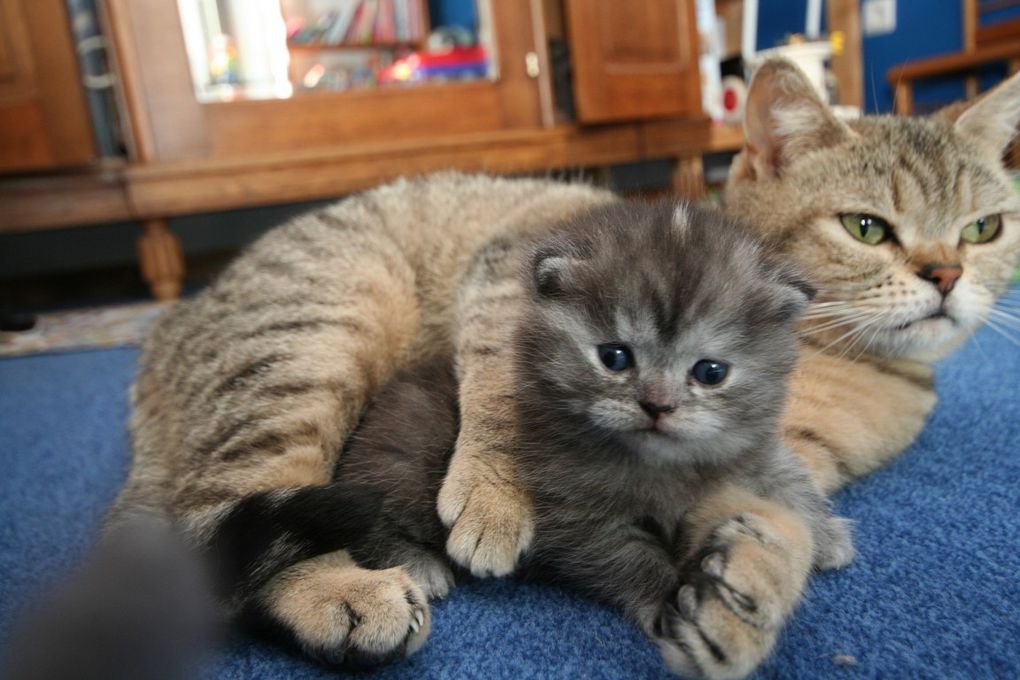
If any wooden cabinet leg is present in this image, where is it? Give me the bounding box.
[137,218,184,301]
[672,154,706,201]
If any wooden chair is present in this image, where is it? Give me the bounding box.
[888,0,1020,114]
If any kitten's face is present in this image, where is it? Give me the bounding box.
[727,61,1020,362]
[518,202,810,466]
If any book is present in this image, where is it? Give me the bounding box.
[354,0,378,44]
[394,0,408,40]
[323,0,360,45]
[375,0,395,43]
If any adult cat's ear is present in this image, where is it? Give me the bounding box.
[743,59,854,178]
[949,70,1020,157]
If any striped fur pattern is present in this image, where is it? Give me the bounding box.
[305,200,851,678]
[110,174,615,666]
[726,60,1020,490]
[111,59,1020,673]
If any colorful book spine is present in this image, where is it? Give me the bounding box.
[323,0,360,45]
[355,0,378,44]
[375,0,395,43]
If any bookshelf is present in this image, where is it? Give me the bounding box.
[283,0,428,49]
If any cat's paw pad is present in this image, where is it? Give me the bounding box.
[284,566,431,669]
[437,455,534,578]
[813,516,855,571]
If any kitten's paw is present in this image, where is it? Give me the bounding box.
[657,513,812,679]
[813,516,855,571]
[402,548,456,600]
[265,557,430,669]
[437,451,534,578]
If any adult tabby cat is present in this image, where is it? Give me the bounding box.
[330,199,853,677]
[109,60,1020,672]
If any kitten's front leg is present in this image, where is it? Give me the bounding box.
[659,486,817,680]
[437,236,535,577]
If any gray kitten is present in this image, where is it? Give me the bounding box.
[324,199,852,675]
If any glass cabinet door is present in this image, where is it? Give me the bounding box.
[105,0,541,162]
[176,0,498,102]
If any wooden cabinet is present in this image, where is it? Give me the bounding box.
[2,0,724,300]
[102,0,544,163]
[0,0,96,172]
[565,0,701,122]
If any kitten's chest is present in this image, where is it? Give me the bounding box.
[540,458,709,525]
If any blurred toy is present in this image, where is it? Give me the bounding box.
[378,44,487,84]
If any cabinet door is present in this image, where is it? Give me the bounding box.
[103,0,544,162]
[0,0,96,172]
[565,0,702,123]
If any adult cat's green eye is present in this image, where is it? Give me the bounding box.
[961,215,1001,244]
[840,214,890,245]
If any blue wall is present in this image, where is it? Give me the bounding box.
[862,0,963,113]
[754,0,1017,114]
[428,0,477,31]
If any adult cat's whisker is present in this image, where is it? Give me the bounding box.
[981,318,1020,348]
[799,311,865,325]
[800,305,861,319]
[852,321,890,363]
[833,316,887,361]
[798,311,876,335]
[811,314,886,356]
[986,308,1020,330]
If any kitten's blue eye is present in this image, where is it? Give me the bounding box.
[598,344,633,371]
[691,360,729,386]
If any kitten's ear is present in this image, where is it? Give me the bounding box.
[949,70,1020,157]
[531,243,584,299]
[771,265,817,321]
[743,59,854,178]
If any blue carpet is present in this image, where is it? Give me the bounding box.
[1,322,1018,679]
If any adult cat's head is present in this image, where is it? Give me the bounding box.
[515,200,812,465]
[726,59,1020,362]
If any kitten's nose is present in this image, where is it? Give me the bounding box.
[917,262,963,295]
[639,401,675,419]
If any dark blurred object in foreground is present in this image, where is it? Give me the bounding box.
[3,514,218,680]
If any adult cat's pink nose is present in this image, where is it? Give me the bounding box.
[918,263,963,295]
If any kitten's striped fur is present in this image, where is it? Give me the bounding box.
[110,60,1020,675]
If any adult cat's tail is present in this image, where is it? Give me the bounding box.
[206,482,383,601]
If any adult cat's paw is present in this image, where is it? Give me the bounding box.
[265,556,430,669]
[657,513,812,679]
[437,444,534,578]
